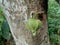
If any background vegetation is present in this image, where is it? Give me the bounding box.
[48,0,60,45]
[0,6,12,45]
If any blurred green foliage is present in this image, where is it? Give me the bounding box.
[26,13,42,36]
[48,0,60,45]
[26,18,42,36]
[0,6,11,45]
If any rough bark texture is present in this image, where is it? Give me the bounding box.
[1,0,50,45]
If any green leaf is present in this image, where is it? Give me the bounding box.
[1,20,11,40]
[26,18,42,36]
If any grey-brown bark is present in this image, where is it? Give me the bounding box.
[1,0,50,45]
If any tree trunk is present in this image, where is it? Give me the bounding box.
[1,0,50,45]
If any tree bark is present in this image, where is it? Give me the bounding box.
[1,0,50,45]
